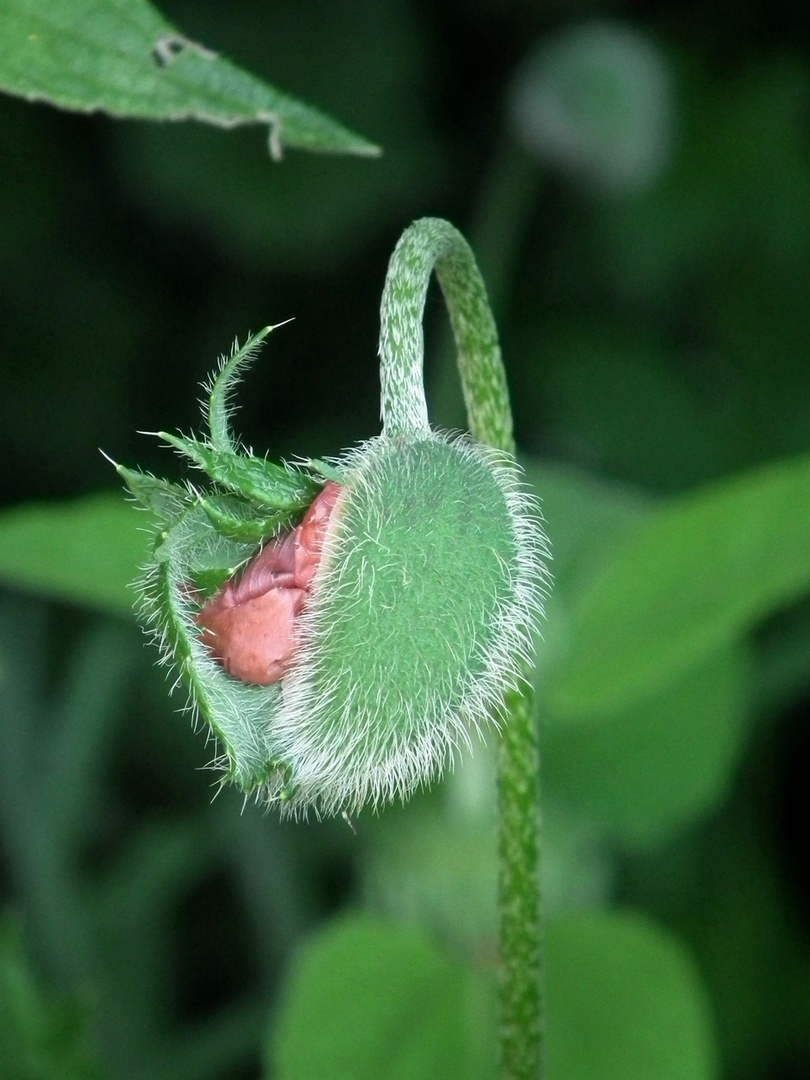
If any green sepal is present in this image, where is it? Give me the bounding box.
[207,326,273,452]
[116,464,191,522]
[142,508,289,796]
[198,491,301,543]
[159,432,321,512]
[306,458,346,484]
[190,566,235,600]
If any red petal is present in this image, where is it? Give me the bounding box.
[198,587,305,685]
[195,480,343,686]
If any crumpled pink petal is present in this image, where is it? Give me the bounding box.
[196,480,342,685]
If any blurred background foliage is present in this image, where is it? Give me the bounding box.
[1,0,810,1077]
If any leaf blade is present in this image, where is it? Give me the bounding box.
[0,494,149,617]
[545,643,751,846]
[548,454,810,717]
[0,0,379,156]
[269,915,496,1080]
[546,911,717,1080]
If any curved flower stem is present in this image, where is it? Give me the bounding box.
[379,217,545,1080]
[379,217,513,451]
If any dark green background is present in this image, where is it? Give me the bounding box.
[1,1,809,1078]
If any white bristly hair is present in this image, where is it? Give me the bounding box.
[267,431,550,819]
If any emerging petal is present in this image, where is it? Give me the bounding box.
[196,481,342,685]
[198,587,304,684]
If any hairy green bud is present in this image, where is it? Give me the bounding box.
[116,219,550,818]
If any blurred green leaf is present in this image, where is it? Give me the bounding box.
[111,0,447,272]
[548,454,810,718]
[270,910,716,1080]
[0,0,378,157]
[269,914,497,1080]
[525,459,647,588]
[525,462,754,846]
[633,806,810,1080]
[0,494,146,616]
[545,643,750,846]
[0,914,104,1080]
[546,911,717,1080]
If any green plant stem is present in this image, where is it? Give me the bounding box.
[378,217,544,1080]
[498,682,544,1080]
[379,218,512,449]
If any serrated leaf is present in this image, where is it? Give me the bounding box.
[0,494,148,617]
[198,493,293,544]
[206,326,274,452]
[548,454,810,718]
[114,464,190,521]
[0,0,379,157]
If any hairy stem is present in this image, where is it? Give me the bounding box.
[379,217,513,450]
[498,682,544,1080]
[378,217,544,1080]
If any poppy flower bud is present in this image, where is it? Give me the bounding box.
[117,218,549,818]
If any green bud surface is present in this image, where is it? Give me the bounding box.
[276,433,543,815]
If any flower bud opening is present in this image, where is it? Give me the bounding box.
[195,481,342,685]
[117,220,551,818]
